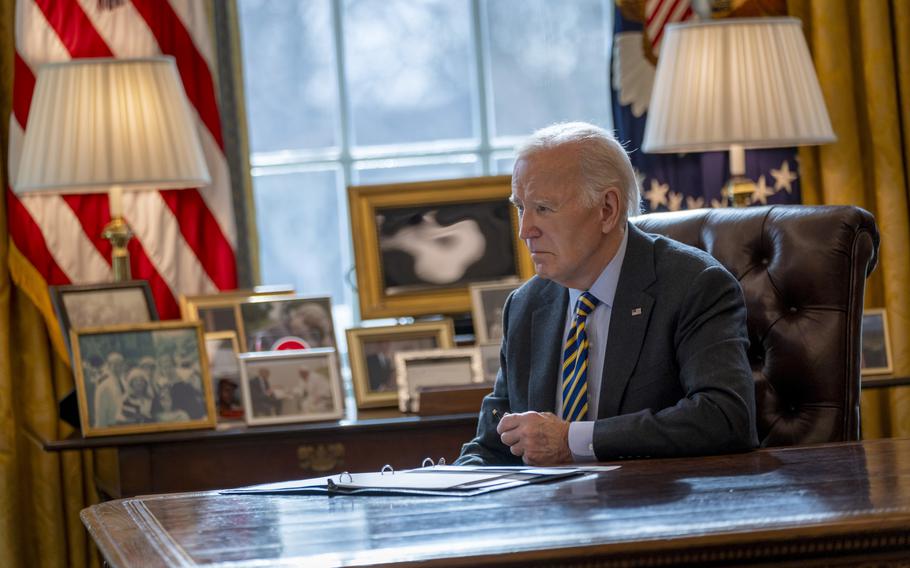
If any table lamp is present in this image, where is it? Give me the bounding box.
[13,56,210,280]
[642,17,835,207]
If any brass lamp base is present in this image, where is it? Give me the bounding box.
[724,176,755,208]
[102,216,133,281]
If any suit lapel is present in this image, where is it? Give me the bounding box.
[598,224,656,418]
[528,282,567,413]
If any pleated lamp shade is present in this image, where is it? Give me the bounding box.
[14,56,210,195]
[642,17,835,154]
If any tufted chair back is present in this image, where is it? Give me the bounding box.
[632,205,879,447]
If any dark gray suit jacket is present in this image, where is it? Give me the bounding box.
[457,223,759,464]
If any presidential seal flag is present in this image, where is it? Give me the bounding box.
[7,0,238,359]
[610,0,801,212]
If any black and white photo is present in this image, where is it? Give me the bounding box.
[50,281,158,360]
[377,201,517,294]
[71,321,215,437]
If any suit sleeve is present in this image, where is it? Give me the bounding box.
[455,293,523,466]
[592,265,759,458]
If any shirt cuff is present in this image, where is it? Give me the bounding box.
[568,421,596,462]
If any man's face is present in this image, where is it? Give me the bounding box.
[511,145,621,290]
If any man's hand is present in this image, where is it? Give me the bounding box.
[497,411,572,465]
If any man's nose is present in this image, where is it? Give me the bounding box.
[518,211,538,240]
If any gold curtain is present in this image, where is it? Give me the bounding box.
[0,2,231,566]
[1,0,99,565]
[789,0,910,436]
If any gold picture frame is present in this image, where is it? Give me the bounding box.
[394,348,484,413]
[861,309,893,376]
[346,320,456,409]
[71,321,216,437]
[180,287,295,338]
[204,331,244,424]
[469,279,522,343]
[238,348,345,426]
[349,175,534,319]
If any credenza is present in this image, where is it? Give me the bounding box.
[35,410,478,499]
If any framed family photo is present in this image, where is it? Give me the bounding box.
[204,331,244,424]
[238,349,344,426]
[239,295,337,353]
[347,320,456,410]
[861,309,893,376]
[50,280,158,361]
[71,321,216,437]
[395,347,483,413]
[469,279,521,343]
[349,176,534,319]
[181,286,295,336]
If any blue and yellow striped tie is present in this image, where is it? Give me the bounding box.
[561,292,600,422]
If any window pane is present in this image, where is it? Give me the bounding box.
[238,0,340,153]
[343,0,477,147]
[493,153,516,175]
[484,0,611,139]
[353,157,481,185]
[252,168,354,349]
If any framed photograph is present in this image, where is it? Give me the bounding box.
[50,280,158,361]
[238,348,344,426]
[181,287,295,336]
[239,295,337,353]
[205,331,244,423]
[347,320,456,410]
[477,342,501,384]
[394,347,483,413]
[861,309,893,376]
[70,321,216,437]
[469,279,521,343]
[349,176,534,319]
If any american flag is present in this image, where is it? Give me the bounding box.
[7,0,238,358]
[644,0,695,58]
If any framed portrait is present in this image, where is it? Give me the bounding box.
[205,331,244,424]
[469,279,522,343]
[349,176,534,319]
[238,295,337,353]
[49,280,158,362]
[347,320,456,410]
[477,342,501,384]
[181,287,295,336]
[70,321,216,437]
[238,348,344,426]
[861,309,893,376]
[394,348,483,413]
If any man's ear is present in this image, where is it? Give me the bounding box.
[599,187,622,234]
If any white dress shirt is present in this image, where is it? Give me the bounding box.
[558,229,629,461]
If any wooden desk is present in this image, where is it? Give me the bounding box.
[82,438,910,567]
[37,410,478,499]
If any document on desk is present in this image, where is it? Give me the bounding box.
[221,464,620,497]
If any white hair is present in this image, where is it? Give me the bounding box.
[514,121,641,220]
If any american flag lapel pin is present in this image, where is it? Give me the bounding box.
[631,307,642,316]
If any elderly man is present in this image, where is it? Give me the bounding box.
[457,122,758,466]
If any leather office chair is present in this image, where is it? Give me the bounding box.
[633,205,880,447]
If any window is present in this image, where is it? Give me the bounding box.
[238,0,613,356]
